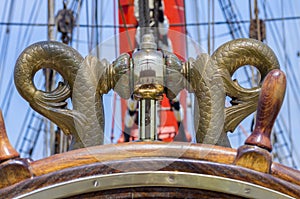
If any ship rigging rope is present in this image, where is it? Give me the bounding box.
[0,0,15,97]
[218,0,254,92]
[215,0,299,169]
[264,2,300,108]
[85,0,93,52]
[194,0,201,46]
[111,0,118,143]
[75,0,82,49]
[1,0,42,117]
[212,0,215,51]
[113,0,118,58]
[287,1,300,166]
[0,0,298,167]
[1,15,300,28]
[288,0,300,45]
[207,0,211,54]
[256,0,299,168]
[281,0,293,167]
[118,0,133,50]
[15,75,44,155]
[95,0,100,58]
[262,0,300,168]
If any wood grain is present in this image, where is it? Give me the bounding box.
[0,158,32,189]
[0,110,19,162]
[30,142,237,176]
[1,157,300,198]
[21,142,300,189]
[235,145,272,173]
[245,69,286,151]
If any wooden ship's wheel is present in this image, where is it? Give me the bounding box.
[1,37,300,198]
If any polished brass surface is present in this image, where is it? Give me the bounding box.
[132,35,165,101]
[212,38,279,134]
[208,38,279,146]
[14,38,280,148]
[14,41,112,149]
[16,171,293,199]
[133,84,164,100]
[188,53,226,146]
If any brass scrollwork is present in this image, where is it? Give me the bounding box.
[14,38,280,149]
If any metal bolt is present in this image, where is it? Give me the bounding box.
[244,188,251,194]
[93,180,99,187]
[168,175,175,183]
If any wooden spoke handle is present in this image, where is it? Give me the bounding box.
[245,69,286,152]
[0,110,19,162]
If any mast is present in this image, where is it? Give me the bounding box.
[44,0,56,156]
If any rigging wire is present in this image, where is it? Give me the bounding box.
[99,0,104,57]
[207,0,211,54]
[15,0,49,157]
[15,74,44,154]
[95,0,100,58]
[0,0,299,165]
[281,0,294,166]
[174,0,190,59]
[2,15,300,28]
[249,0,252,21]
[274,116,298,168]
[118,0,133,50]
[262,1,300,168]
[0,0,15,97]
[113,0,118,59]
[0,0,9,25]
[75,0,82,50]
[264,2,300,108]
[90,0,96,52]
[212,0,215,51]
[289,0,300,45]
[231,0,247,37]
[194,0,201,46]
[234,0,294,166]
[1,0,43,117]
[0,0,9,63]
[218,0,254,90]
[0,2,9,101]
[85,0,92,52]
[288,0,300,166]
[110,0,118,142]
[218,0,298,169]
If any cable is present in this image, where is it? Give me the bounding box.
[95,0,100,58]
[194,0,201,46]
[118,0,133,50]
[281,0,293,167]
[75,0,82,49]
[85,0,91,51]
[2,0,42,118]
[0,0,9,59]
[264,2,300,108]
[0,0,15,96]
[207,0,211,54]
[0,15,300,28]
[113,0,118,58]
[212,0,215,51]
[259,1,300,168]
